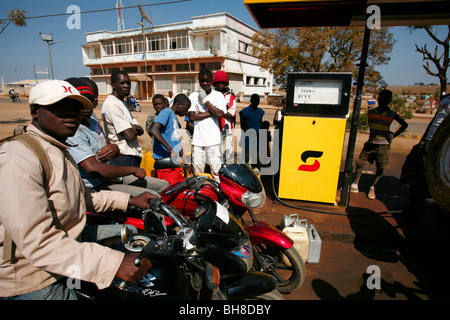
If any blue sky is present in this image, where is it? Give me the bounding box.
[0,0,447,86]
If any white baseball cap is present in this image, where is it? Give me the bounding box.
[29,80,93,110]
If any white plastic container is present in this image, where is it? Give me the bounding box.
[307,224,322,264]
[281,214,299,229]
[281,215,310,264]
[282,226,309,264]
[280,214,322,264]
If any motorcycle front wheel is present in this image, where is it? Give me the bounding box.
[253,245,305,294]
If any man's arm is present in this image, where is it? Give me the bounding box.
[79,156,146,180]
[188,110,212,121]
[150,122,173,153]
[96,143,120,162]
[121,124,144,142]
[199,89,225,118]
[223,94,236,122]
[204,101,225,118]
[392,114,408,138]
[239,111,248,131]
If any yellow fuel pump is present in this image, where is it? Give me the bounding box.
[278,73,352,204]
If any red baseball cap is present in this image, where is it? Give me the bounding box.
[213,70,229,86]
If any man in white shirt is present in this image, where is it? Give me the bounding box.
[188,68,227,181]
[102,71,144,168]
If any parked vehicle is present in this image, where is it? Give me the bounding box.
[425,113,450,212]
[80,198,282,300]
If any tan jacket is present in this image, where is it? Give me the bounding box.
[0,124,129,297]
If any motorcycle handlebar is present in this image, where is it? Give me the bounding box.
[164,180,188,195]
[117,256,142,290]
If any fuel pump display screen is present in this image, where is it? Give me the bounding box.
[286,72,352,117]
[294,79,343,105]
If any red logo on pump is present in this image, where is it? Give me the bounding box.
[298,150,323,172]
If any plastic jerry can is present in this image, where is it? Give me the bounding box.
[307,224,322,264]
[281,219,309,265]
[140,151,155,177]
[281,214,300,229]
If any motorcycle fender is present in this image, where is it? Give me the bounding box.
[225,271,278,300]
[245,221,294,249]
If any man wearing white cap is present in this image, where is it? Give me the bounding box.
[0,80,153,300]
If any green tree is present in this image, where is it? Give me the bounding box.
[251,27,394,90]
[391,97,413,119]
[0,9,27,35]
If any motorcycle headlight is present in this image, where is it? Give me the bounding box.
[241,189,266,208]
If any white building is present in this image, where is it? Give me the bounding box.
[81,12,273,101]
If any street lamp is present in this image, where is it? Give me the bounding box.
[138,21,149,101]
[39,33,63,80]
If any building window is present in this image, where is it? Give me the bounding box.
[199,62,221,70]
[133,36,146,53]
[176,63,195,72]
[155,64,173,72]
[102,40,114,56]
[245,77,267,86]
[170,31,188,50]
[109,67,120,74]
[94,48,101,59]
[141,65,152,73]
[115,38,132,55]
[92,68,104,75]
[204,35,214,50]
[123,66,138,73]
[239,41,252,54]
[155,76,172,92]
[148,34,167,52]
[176,76,195,93]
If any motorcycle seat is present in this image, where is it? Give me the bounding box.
[154,157,182,170]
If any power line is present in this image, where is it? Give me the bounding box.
[1,0,190,21]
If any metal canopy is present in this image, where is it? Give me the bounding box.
[244,0,450,28]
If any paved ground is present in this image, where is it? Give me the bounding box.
[1,95,448,301]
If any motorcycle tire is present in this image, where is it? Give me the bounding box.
[425,114,450,212]
[254,245,306,293]
[136,105,141,112]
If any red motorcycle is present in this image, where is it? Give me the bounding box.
[157,161,305,293]
[89,162,305,293]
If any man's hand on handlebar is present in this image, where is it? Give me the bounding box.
[128,192,159,209]
[116,253,152,285]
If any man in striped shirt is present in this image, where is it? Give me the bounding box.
[351,90,408,199]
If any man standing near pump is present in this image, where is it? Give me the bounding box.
[351,89,408,200]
